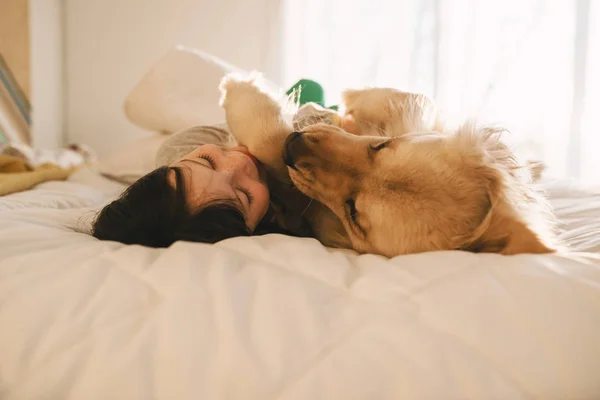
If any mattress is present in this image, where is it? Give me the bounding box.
[1,168,600,399]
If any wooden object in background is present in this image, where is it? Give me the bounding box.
[0,0,30,100]
[0,0,31,144]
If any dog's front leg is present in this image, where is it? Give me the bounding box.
[219,74,292,182]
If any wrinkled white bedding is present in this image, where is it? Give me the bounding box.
[1,168,600,399]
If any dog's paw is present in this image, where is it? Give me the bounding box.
[340,88,438,137]
[219,72,265,107]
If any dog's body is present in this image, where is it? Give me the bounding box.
[219,74,559,257]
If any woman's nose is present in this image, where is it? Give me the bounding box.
[220,151,252,180]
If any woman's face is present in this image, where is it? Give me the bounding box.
[170,144,270,230]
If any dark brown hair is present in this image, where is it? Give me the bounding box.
[92,166,287,247]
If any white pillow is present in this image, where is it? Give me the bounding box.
[123,45,283,134]
[123,45,246,133]
[104,46,282,184]
[97,133,170,184]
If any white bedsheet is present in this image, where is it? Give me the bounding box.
[1,169,600,399]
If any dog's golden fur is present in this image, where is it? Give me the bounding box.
[219,73,559,257]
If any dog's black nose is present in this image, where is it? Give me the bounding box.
[283,131,304,168]
[287,131,303,146]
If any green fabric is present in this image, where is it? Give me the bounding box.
[286,79,338,110]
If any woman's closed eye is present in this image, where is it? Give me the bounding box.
[237,186,254,205]
[201,155,216,169]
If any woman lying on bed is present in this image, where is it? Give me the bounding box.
[92,124,314,247]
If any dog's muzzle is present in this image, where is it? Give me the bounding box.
[283,131,305,169]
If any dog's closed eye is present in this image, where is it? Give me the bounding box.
[345,198,358,223]
[369,140,391,152]
[368,140,392,161]
[344,198,367,238]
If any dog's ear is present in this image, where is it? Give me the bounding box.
[461,182,555,255]
[454,124,556,255]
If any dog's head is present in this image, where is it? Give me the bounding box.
[283,123,557,257]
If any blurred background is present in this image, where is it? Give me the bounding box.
[1,0,599,182]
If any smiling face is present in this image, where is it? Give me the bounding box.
[170,144,270,230]
[282,124,500,257]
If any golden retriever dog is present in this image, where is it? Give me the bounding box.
[219,73,559,257]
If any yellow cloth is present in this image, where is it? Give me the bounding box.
[0,155,75,196]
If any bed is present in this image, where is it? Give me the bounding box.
[3,45,600,399]
[1,166,600,399]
